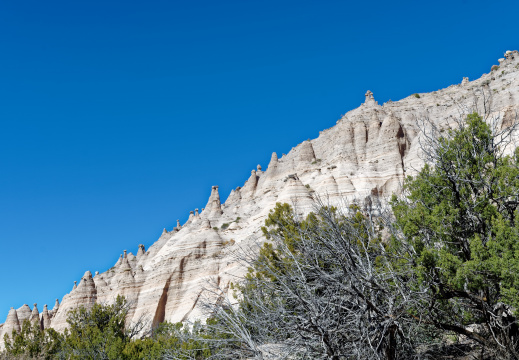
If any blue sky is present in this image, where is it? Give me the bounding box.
[0,0,517,321]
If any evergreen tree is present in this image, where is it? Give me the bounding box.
[392,112,519,358]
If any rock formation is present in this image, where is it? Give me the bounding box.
[48,271,98,333]
[3,308,21,336]
[52,299,59,314]
[2,51,519,347]
[137,244,146,258]
[204,186,223,220]
[29,304,40,328]
[16,304,31,325]
[42,305,51,329]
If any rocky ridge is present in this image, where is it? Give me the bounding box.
[2,51,519,347]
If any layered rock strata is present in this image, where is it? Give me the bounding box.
[2,51,519,346]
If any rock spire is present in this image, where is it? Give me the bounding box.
[4,307,21,334]
[30,303,40,328]
[204,185,223,219]
[364,90,378,106]
[42,305,51,329]
[17,304,31,323]
[137,244,146,258]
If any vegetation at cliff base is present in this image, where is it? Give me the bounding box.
[200,112,519,359]
[1,297,217,360]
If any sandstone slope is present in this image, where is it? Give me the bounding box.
[2,51,519,345]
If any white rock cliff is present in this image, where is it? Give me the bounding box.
[2,51,519,346]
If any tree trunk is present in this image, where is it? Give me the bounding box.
[386,324,397,360]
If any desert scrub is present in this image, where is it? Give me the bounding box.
[221,223,230,230]
[413,93,420,98]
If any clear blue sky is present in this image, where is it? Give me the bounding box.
[1,0,517,321]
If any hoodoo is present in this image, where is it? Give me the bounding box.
[51,271,98,333]
[137,244,146,258]
[2,51,519,348]
[258,152,281,190]
[3,308,20,335]
[204,185,223,220]
[29,303,40,327]
[53,299,59,313]
[17,304,31,324]
[241,170,258,198]
[364,90,378,107]
[42,305,51,329]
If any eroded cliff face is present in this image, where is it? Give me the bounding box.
[2,51,519,345]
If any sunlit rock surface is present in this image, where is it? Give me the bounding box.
[2,51,519,346]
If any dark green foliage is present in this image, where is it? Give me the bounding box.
[59,295,133,359]
[3,320,62,359]
[392,112,519,357]
[413,93,420,98]
[123,322,214,360]
[1,297,219,360]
